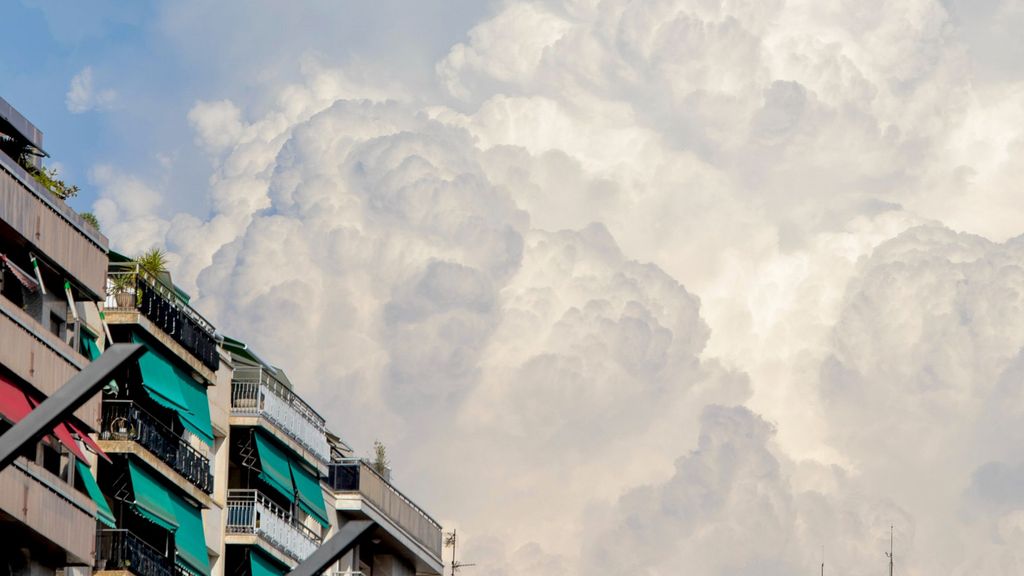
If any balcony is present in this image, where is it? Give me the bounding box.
[226,488,320,563]
[105,265,220,373]
[329,459,442,562]
[95,529,174,576]
[0,458,98,565]
[0,150,108,297]
[100,400,213,494]
[231,368,330,464]
[0,294,98,425]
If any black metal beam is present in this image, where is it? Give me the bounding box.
[289,520,375,576]
[0,343,143,471]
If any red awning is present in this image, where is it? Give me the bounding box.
[0,254,40,292]
[2,373,91,463]
[68,420,111,463]
[0,374,33,422]
[26,397,88,462]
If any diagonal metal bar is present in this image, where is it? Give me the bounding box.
[289,520,375,576]
[0,343,144,471]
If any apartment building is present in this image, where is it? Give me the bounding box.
[222,338,444,576]
[0,97,113,573]
[92,250,230,576]
[0,96,444,576]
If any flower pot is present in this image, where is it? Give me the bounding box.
[115,291,134,308]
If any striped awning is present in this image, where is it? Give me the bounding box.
[0,253,39,292]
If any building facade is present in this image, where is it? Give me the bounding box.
[0,97,112,574]
[0,97,444,576]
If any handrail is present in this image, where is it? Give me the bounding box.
[230,378,330,462]
[108,263,217,335]
[101,400,213,494]
[226,488,321,561]
[232,365,327,427]
[332,459,442,530]
[329,459,442,557]
[106,266,220,371]
[96,528,174,576]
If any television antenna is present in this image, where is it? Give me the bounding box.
[885,525,894,576]
[445,529,476,576]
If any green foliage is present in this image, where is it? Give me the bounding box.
[30,165,79,200]
[372,440,390,476]
[109,271,134,294]
[80,211,101,231]
[135,248,168,277]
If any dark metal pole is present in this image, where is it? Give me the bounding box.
[288,520,374,576]
[0,343,143,471]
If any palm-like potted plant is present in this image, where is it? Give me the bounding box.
[109,248,169,308]
[110,273,135,308]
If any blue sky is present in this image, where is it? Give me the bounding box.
[2,0,495,216]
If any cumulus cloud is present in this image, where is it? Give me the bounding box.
[66,66,116,113]
[84,0,1024,573]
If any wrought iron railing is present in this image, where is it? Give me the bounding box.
[106,264,219,371]
[231,369,329,463]
[95,529,174,576]
[328,459,442,559]
[100,400,213,494]
[226,488,320,562]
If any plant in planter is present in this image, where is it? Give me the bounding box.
[109,272,135,308]
[134,248,169,304]
[135,248,168,278]
[108,248,170,308]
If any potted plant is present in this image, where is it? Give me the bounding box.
[108,248,169,308]
[109,272,135,308]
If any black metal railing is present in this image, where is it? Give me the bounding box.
[106,266,219,372]
[101,400,213,494]
[96,529,174,576]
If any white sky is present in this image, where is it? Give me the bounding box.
[9,0,1024,573]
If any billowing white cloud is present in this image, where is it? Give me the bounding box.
[66,66,116,113]
[83,0,1024,573]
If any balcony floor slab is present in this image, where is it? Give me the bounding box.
[229,415,328,473]
[224,533,298,568]
[334,495,444,574]
[97,440,218,508]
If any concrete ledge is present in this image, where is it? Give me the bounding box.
[97,440,218,509]
[224,533,296,569]
[229,415,328,474]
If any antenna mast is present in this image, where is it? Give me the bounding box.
[444,529,476,576]
[885,525,894,576]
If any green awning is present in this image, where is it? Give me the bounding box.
[132,333,190,414]
[127,459,178,532]
[254,430,295,502]
[131,333,213,446]
[291,460,330,528]
[82,332,100,360]
[75,460,115,528]
[177,374,214,446]
[169,492,211,576]
[250,548,287,576]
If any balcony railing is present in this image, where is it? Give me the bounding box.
[328,459,442,559]
[96,529,174,576]
[226,488,320,562]
[100,400,213,494]
[106,265,219,372]
[231,368,330,463]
